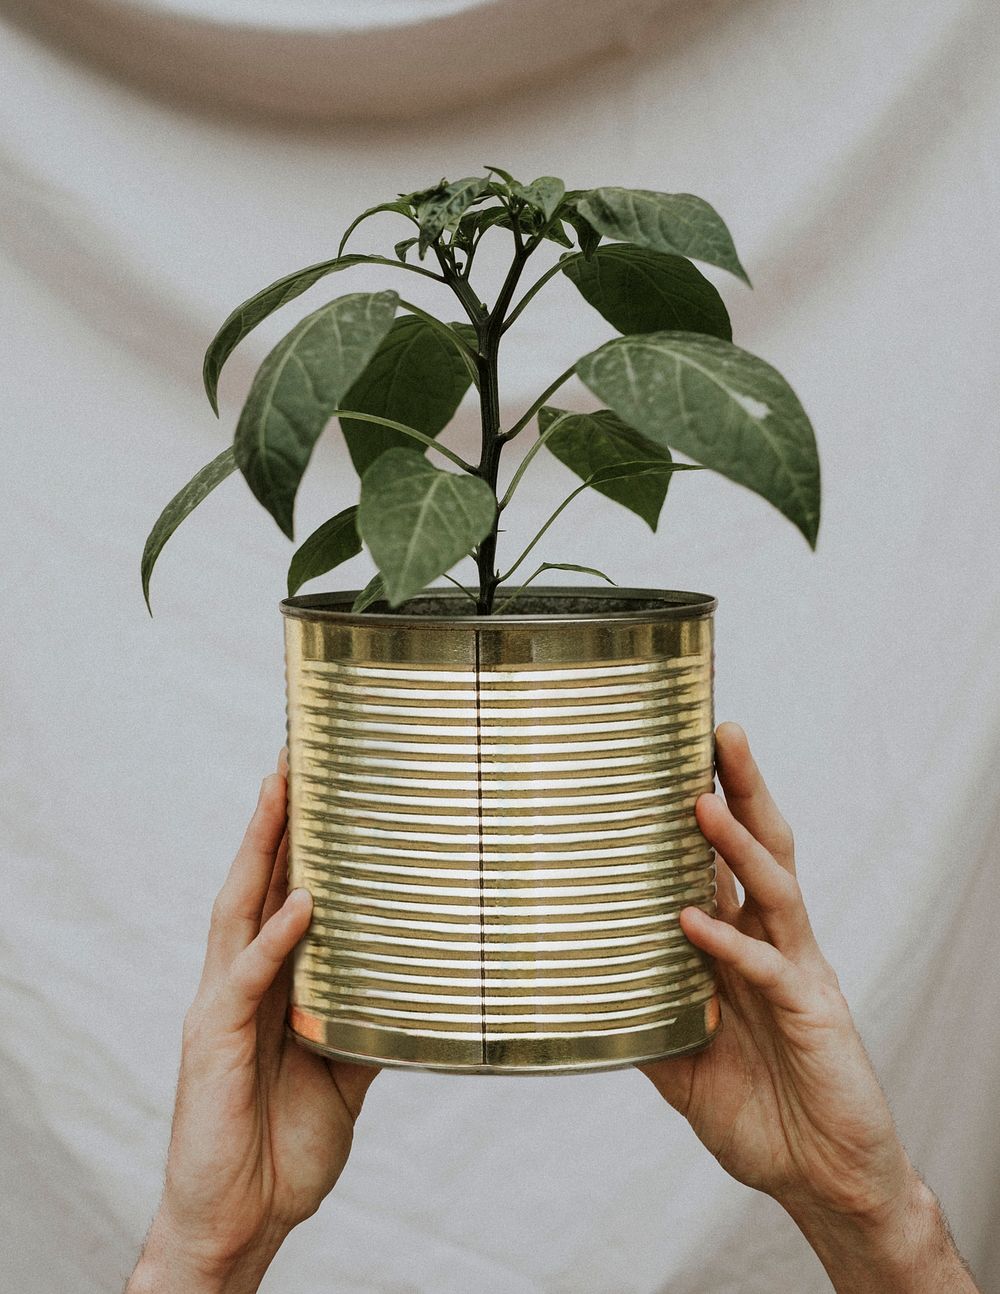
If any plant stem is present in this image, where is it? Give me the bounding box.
[471,242,530,613]
[329,410,477,473]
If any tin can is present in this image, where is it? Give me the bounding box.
[281,587,719,1073]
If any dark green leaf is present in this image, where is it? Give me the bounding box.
[416,177,491,255]
[394,237,418,261]
[357,448,496,606]
[513,176,565,221]
[352,573,385,612]
[562,245,731,340]
[339,315,475,477]
[286,506,361,596]
[539,406,677,530]
[576,332,820,546]
[576,189,750,285]
[337,199,414,257]
[234,290,398,539]
[203,253,406,414]
[141,447,237,613]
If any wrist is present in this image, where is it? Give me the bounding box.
[783,1175,977,1293]
[127,1211,289,1294]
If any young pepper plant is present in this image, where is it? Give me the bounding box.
[142,169,821,615]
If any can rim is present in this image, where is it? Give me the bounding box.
[280,585,717,626]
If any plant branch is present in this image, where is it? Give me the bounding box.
[338,205,419,258]
[435,246,487,325]
[498,410,574,509]
[500,366,577,444]
[502,253,580,333]
[498,467,665,582]
[497,482,591,583]
[440,572,478,605]
[346,253,445,284]
[329,411,477,473]
[493,564,548,614]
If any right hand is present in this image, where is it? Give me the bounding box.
[641,724,980,1291]
[642,722,911,1221]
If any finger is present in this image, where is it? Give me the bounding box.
[277,746,288,777]
[261,830,289,925]
[680,906,803,1012]
[714,723,796,873]
[714,854,740,921]
[215,888,313,1033]
[696,793,813,954]
[201,773,288,985]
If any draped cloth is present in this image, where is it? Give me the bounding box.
[2,1,999,1289]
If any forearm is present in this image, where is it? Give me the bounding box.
[785,1178,980,1294]
[126,1212,287,1294]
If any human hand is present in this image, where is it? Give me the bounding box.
[642,723,979,1293]
[128,751,379,1294]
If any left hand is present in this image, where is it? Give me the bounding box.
[128,749,379,1293]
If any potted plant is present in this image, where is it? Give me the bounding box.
[143,169,820,1073]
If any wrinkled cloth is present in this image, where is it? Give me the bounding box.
[1,1,999,1290]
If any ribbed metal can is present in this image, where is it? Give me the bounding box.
[281,587,719,1074]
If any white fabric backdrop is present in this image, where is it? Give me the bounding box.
[2,1,999,1290]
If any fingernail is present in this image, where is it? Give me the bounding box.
[288,888,311,909]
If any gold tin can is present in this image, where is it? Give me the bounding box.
[281,587,719,1074]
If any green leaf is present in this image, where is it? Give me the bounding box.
[338,315,474,478]
[394,237,418,262]
[539,220,574,248]
[575,331,820,546]
[539,406,677,530]
[562,245,731,341]
[484,164,518,187]
[234,290,399,539]
[203,253,410,415]
[576,189,750,285]
[494,561,616,613]
[337,199,414,257]
[535,561,616,583]
[416,177,491,255]
[286,506,362,596]
[357,448,497,606]
[560,192,602,258]
[352,573,385,612]
[456,207,508,245]
[141,446,237,613]
[513,176,565,221]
